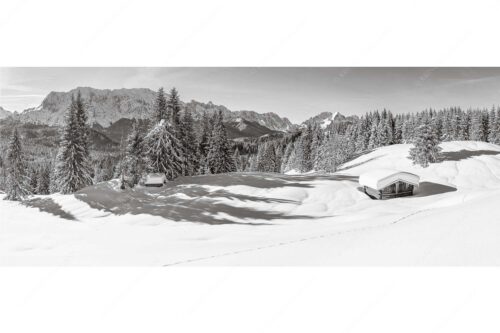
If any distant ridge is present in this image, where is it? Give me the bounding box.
[14,87,295,132]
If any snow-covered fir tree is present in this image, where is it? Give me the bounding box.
[492,107,500,144]
[36,164,51,195]
[167,87,181,130]
[457,111,469,140]
[206,111,236,174]
[124,122,147,186]
[233,148,242,172]
[298,124,313,172]
[197,111,212,174]
[179,108,198,176]
[4,128,31,201]
[487,106,498,143]
[280,142,295,173]
[310,123,324,170]
[144,119,182,180]
[409,117,442,168]
[29,167,38,194]
[153,87,168,122]
[74,91,90,156]
[368,119,380,148]
[257,142,278,173]
[283,145,298,173]
[315,134,337,173]
[470,110,485,141]
[54,95,93,194]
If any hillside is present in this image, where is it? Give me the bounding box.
[1,141,499,265]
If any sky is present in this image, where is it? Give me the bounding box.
[2,67,500,123]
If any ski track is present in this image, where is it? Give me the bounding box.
[162,208,432,266]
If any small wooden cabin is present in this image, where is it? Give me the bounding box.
[359,169,420,200]
[144,173,167,187]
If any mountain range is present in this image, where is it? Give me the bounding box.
[1,87,347,140]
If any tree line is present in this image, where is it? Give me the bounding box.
[241,106,500,174]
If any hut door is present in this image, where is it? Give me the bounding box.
[396,182,400,194]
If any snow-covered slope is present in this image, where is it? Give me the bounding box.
[17,87,295,131]
[339,141,500,190]
[1,141,500,265]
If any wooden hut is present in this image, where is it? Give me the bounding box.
[144,173,167,187]
[359,169,420,199]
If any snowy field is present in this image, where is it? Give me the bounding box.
[1,141,500,266]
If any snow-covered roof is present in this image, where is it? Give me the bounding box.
[359,169,420,190]
[145,173,166,185]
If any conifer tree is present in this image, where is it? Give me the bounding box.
[315,135,337,173]
[29,167,38,194]
[310,123,324,169]
[153,87,168,122]
[233,148,242,172]
[74,91,90,156]
[179,108,198,176]
[368,120,379,148]
[167,87,181,130]
[393,116,403,144]
[281,142,294,173]
[487,106,498,143]
[37,164,51,195]
[492,107,500,144]
[144,120,182,180]
[4,128,30,201]
[298,124,313,172]
[206,111,236,174]
[458,111,469,140]
[248,154,258,172]
[124,122,147,186]
[284,145,298,173]
[257,142,278,172]
[470,110,485,141]
[409,117,441,167]
[440,113,453,141]
[55,95,93,194]
[197,111,212,174]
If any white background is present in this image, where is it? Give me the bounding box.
[1,0,500,332]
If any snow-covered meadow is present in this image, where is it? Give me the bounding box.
[1,141,500,266]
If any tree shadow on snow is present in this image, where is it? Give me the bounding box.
[438,149,499,162]
[414,181,457,197]
[76,175,330,225]
[23,197,76,220]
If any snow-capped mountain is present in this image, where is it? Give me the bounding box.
[17,87,295,132]
[301,111,346,128]
[184,100,295,132]
[224,118,279,139]
[18,87,157,127]
[0,106,12,119]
